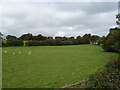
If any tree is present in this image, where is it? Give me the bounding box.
[116,14,120,25]
[102,27,120,52]
[76,36,84,44]
[6,35,17,41]
[69,37,75,40]
[55,36,63,40]
[47,36,53,40]
[20,33,33,40]
[82,34,91,44]
[101,13,120,53]
[90,35,100,44]
[62,36,68,41]
[35,34,47,41]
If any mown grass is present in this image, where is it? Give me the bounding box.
[0,47,2,89]
[2,44,117,88]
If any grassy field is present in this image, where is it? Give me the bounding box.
[0,47,2,89]
[2,45,117,88]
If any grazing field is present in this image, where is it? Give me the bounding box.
[2,45,117,88]
[0,48,2,89]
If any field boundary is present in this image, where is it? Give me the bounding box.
[56,79,89,89]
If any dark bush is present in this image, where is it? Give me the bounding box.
[72,39,79,45]
[102,28,120,53]
[86,57,120,89]
[62,40,73,45]
[6,40,24,46]
[43,39,57,46]
[26,41,41,46]
[0,40,2,47]
[54,39,63,46]
[2,41,6,47]
[26,39,64,46]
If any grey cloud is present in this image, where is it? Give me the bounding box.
[55,2,117,14]
[1,2,118,37]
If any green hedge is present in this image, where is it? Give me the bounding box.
[102,28,120,53]
[86,57,120,89]
[6,40,24,46]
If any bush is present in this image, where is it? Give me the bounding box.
[102,28,120,53]
[26,41,41,46]
[0,40,2,47]
[62,40,73,45]
[43,39,57,46]
[26,39,63,46]
[102,36,116,52]
[86,57,120,89]
[2,41,6,47]
[6,40,24,46]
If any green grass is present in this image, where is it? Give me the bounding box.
[0,47,2,89]
[2,44,117,88]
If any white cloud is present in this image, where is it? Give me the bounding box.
[1,2,118,37]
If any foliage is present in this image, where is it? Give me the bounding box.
[26,40,41,46]
[2,33,102,46]
[82,34,91,44]
[86,57,120,89]
[0,40,1,47]
[102,27,120,53]
[26,39,63,46]
[1,40,7,47]
[6,35,17,41]
[19,33,33,40]
[33,34,47,41]
[6,40,24,46]
[116,14,120,25]
[76,36,84,44]
[90,35,100,44]
[62,40,73,45]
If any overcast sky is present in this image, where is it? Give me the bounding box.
[0,1,118,37]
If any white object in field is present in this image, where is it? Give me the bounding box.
[19,51,21,53]
[28,52,31,55]
[4,51,7,53]
[13,53,15,55]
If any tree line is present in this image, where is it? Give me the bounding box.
[1,14,120,53]
[0,27,120,53]
[1,33,102,46]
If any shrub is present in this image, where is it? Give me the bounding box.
[26,41,40,46]
[72,39,79,45]
[86,57,120,89]
[0,40,2,47]
[2,41,6,47]
[6,40,24,46]
[62,41,73,45]
[102,28,120,53]
[43,39,57,46]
